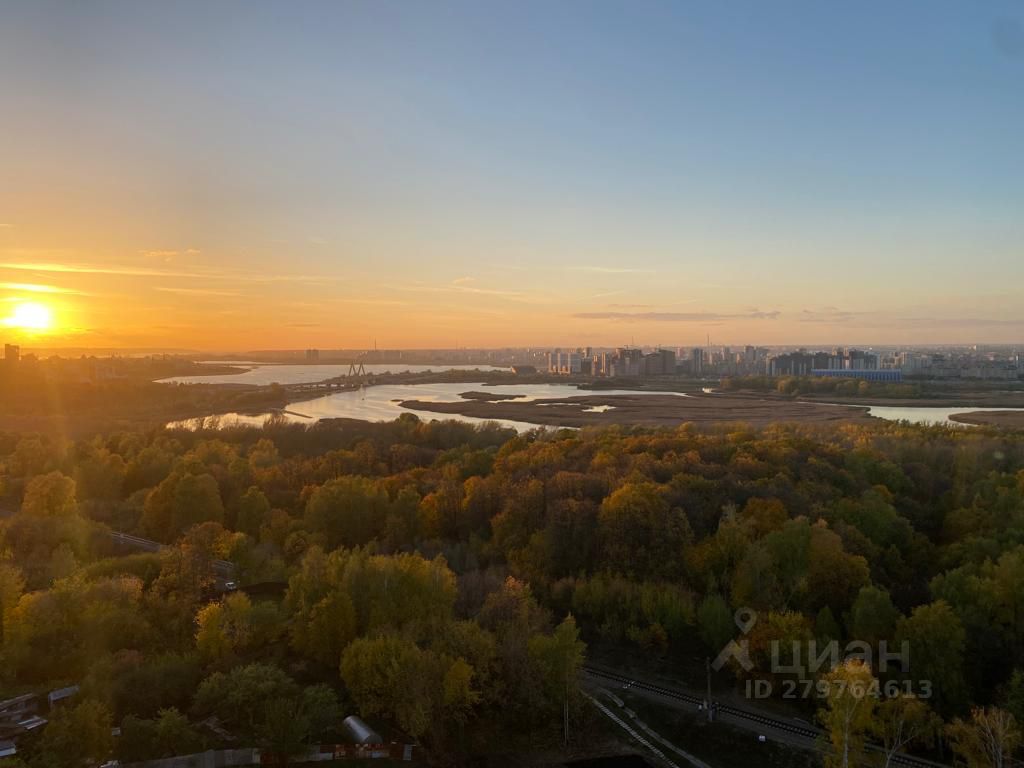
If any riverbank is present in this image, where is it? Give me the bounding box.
[950,411,1024,428]
[716,386,1024,409]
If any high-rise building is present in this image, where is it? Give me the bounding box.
[4,344,20,364]
[691,348,704,376]
[305,349,320,362]
[643,348,676,376]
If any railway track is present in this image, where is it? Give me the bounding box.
[583,666,947,768]
[108,530,235,575]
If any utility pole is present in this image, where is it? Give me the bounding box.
[563,654,570,745]
[706,656,713,722]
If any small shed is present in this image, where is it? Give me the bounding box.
[47,685,79,709]
[341,715,382,745]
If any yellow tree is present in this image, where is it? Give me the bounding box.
[0,561,24,644]
[871,694,940,768]
[817,659,877,768]
[947,707,1021,768]
[195,592,254,663]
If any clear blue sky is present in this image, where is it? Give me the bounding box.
[1,1,1022,348]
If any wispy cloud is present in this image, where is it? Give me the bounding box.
[141,248,201,261]
[797,307,1024,329]
[894,316,1024,328]
[154,286,241,297]
[573,309,780,322]
[2,261,208,278]
[343,298,410,307]
[391,282,525,299]
[0,282,85,295]
[570,266,654,274]
[0,261,332,284]
[797,307,868,324]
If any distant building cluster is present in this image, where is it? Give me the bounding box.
[765,346,1023,381]
[545,344,774,378]
[546,347,678,377]
[538,343,1022,382]
[882,348,1022,380]
[766,348,881,377]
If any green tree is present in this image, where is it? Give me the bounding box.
[598,482,692,579]
[848,585,901,645]
[154,708,202,757]
[193,663,298,735]
[895,600,966,715]
[0,562,24,645]
[697,593,735,653]
[37,699,114,768]
[236,486,271,538]
[21,471,77,517]
[300,684,342,739]
[304,476,387,549]
[340,634,452,740]
[528,615,586,740]
[263,698,311,760]
[142,472,224,541]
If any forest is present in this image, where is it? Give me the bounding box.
[3,414,1024,766]
[719,374,925,399]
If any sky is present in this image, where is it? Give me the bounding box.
[1,0,1022,351]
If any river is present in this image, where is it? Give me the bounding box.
[167,381,690,432]
[159,362,510,386]
[163,369,1024,432]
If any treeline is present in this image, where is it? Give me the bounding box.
[721,374,923,398]
[0,370,288,437]
[3,415,1024,764]
[0,417,584,767]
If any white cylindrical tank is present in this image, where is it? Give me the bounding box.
[342,715,382,744]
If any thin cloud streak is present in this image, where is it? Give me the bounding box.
[0,282,85,295]
[0,261,334,283]
[797,308,1024,329]
[153,287,241,297]
[390,283,526,299]
[570,266,654,274]
[574,310,781,322]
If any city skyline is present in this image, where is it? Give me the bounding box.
[2,1,1023,349]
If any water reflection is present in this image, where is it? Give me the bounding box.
[167,382,685,432]
[166,380,1024,432]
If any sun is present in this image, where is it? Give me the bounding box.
[4,301,54,331]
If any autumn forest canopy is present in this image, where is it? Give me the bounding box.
[4,415,1024,765]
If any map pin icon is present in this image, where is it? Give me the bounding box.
[734,608,757,635]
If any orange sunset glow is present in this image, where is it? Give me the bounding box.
[3,6,1024,767]
[1,1,1022,352]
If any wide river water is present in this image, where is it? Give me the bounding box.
[168,381,691,432]
[163,364,1024,432]
[159,362,510,386]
